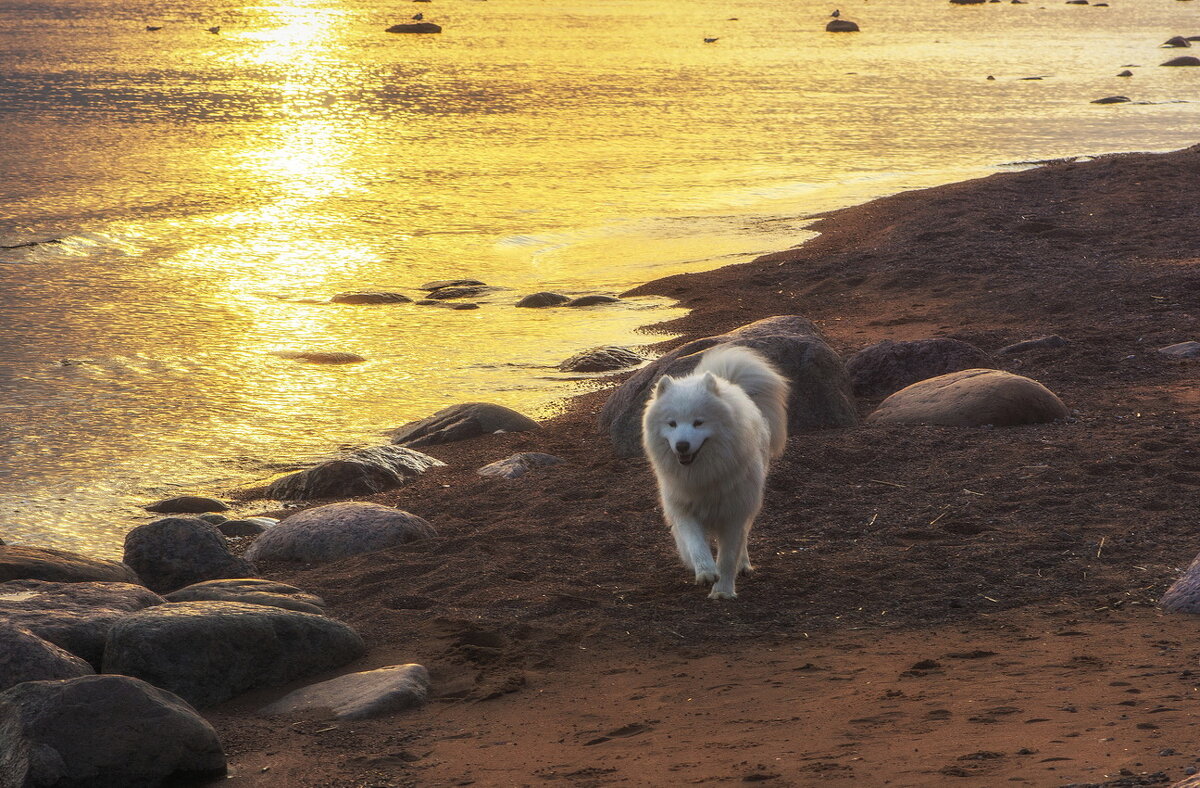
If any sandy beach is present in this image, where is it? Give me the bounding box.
[204,143,1200,787]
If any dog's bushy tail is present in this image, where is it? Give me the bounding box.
[697,344,790,457]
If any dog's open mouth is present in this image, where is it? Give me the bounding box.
[677,448,701,466]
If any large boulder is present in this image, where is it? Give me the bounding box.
[102,601,366,708]
[0,581,164,667]
[0,675,226,786]
[245,502,435,564]
[390,402,539,448]
[598,315,858,457]
[867,369,1069,427]
[558,346,647,373]
[845,338,994,399]
[477,452,564,480]
[260,663,430,721]
[0,546,139,585]
[123,518,256,595]
[0,623,93,692]
[264,445,444,500]
[143,495,229,514]
[165,579,326,615]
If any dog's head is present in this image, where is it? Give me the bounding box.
[646,372,723,466]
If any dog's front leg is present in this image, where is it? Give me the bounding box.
[709,531,740,600]
[671,518,717,586]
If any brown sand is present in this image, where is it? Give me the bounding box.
[210,144,1200,787]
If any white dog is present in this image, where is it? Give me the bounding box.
[641,345,789,600]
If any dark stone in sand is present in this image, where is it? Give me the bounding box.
[390,402,539,448]
[566,295,621,307]
[275,350,367,364]
[423,285,491,300]
[1163,36,1192,47]
[265,445,444,500]
[0,622,94,692]
[558,345,647,373]
[386,22,442,33]
[103,601,366,707]
[826,19,859,31]
[0,580,164,667]
[144,495,230,514]
[515,291,570,308]
[845,338,993,399]
[868,369,1069,427]
[419,279,486,290]
[1162,56,1200,66]
[260,663,430,721]
[416,299,480,309]
[330,291,413,304]
[1091,95,1131,104]
[245,502,436,564]
[1158,340,1200,359]
[598,315,858,458]
[0,674,226,786]
[123,518,255,595]
[998,335,1069,354]
[0,546,139,585]
[477,452,565,480]
[165,578,325,615]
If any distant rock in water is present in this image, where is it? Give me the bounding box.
[391,402,539,448]
[330,291,413,305]
[515,291,570,308]
[1117,70,1134,77]
[1163,36,1192,47]
[949,0,986,4]
[419,279,486,290]
[558,345,647,373]
[566,295,621,307]
[1091,95,1131,104]
[415,299,480,310]
[826,19,859,31]
[1065,0,1088,4]
[424,284,493,300]
[1162,56,1200,66]
[145,495,230,514]
[386,22,442,33]
[273,350,366,364]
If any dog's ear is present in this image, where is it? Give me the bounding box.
[653,375,674,397]
[702,371,719,393]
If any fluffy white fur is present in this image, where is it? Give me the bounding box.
[641,345,790,600]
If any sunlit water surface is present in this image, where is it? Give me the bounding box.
[2,0,1198,557]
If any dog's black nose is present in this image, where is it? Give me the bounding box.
[675,441,690,454]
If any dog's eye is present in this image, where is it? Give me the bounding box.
[667,420,676,428]
[693,420,703,427]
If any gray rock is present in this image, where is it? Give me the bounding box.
[0,546,139,585]
[418,279,486,290]
[826,19,859,31]
[598,315,858,458]
[123,518,256,595]
[274,350,366,364]
[260,663,430,720]
[390,402,539,448]
[868,369,1069,427]
[0,622,93,692]
[1162,56,1200,66]
[423,285,491,300]
[217,518,275,537]
[0,675,226,787]
[558,346,647,373]
[515,291,570,308]
[330,291,413,304]
[1163,36,1191,47]
[197,513,229,525]
[245,502,435,564]
[1091,95,1131,104]
[0,580,164,667]
[385,21,442,33]
[102,601,366,708]
[144,495,230,514]
[1160,551,1200,614]
[845,338,994,399]
[165,578,325,615]
[477,452,565,480]
[1117,69,1134,77]
[997,334,1069,354]
[264,444,444,500]
[1158,341,1200,359]
[565,294,621,307]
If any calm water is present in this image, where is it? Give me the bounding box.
[2,0,1198,557]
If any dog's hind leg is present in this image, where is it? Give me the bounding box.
[737,532,754,577]
[671,518,718,585]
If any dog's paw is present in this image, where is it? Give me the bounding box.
[738,563,755,577]
[694,570,718,586]
[708,588,737,601]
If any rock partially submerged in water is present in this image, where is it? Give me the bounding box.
[330,291,413,305]
[391,402,539,448]
[123,518,256,595]
[274,350,367,364]
[826,19,859,31]
[515,291,571,308]
[144,495,230,514]
[419,279,486,290]
[424,284,493,300]
[0,621,94,691]
[416,299,481,310]
[265,445,444,500]
[386,21,442,33]
[246,502,436,564]
[0,545,139,585]
[845,338,993,399]
[558,345,647,373]
[868,369,1069,427]
[0,675,227,786]
[1091,95,1131,104]
[1162,56,1200,66]
[1163,36,1192,48]
[260,663,430,721]
[599,315,858,458]
[102,601,366,708]
[566,294,621,307]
